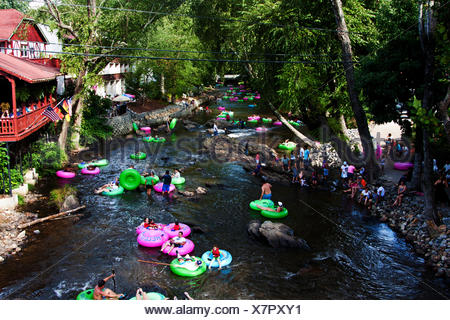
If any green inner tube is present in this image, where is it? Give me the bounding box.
[249,199,275,211]
[76,289,94,300]
[129,292,166,300]
[78,159,109,169]
[142,136,153,142]
[152,137,166,143]
[238,99,244,102]
[261,207,288,219]
[130,152,147,160]
[146,176,160,185]
[288,121,300,127]
[119,169,141,190]
[140,175,146,184]
[278,142,297,150]
[262,118,273,123]
[102,186,124,196]
[172,177,185,185]
[170,257,207,277]
[169,118,177,130]
[132,122,139,131]
[247,119,258,124]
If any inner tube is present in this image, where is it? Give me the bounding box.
[278,142,297,151]
[247,119,258,124]
[152,137,166,143]
[262,118,272,123]
[130,152,147,160]
[218,107,225,111]
[119,169,141,190]
[132,122,139,131]
[255,127,268,132]
[76,289,94,300]
[169,118,177,130]
[81,167,100,175]
[163,223,191,238]
[136,223,165,235]
[146,176,160,185]
[140,175,146,185]
[172,177,186,185]
[249,199,274,211]
[170,256,206,277]
[201,249,232,268]
[140,127,151,134]
[56,170,76,179]
[248,116,260,120]
[137,228,169,247]
[288,120,301,127]
[248,104,256,108]
[102,186,124,196]
[161,239,194,256]
[273,121,282,126]
[153,182,176,193]
[78,159,109,169]
[394,162,414,171]
[261,207,288,219]
[142,136,153,142]
[129,292,166,300]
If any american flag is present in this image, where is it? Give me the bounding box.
[42,106,62,122]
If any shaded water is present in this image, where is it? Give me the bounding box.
[0,96,448,300]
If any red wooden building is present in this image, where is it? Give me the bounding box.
[0,9,62,142]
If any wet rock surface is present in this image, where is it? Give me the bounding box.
[247,220,310,249]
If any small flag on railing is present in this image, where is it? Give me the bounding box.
[42,106,62,122]
[61,97,72,121]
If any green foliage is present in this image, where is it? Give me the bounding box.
[0,0,28,11]
[17,194,25,206]
[50,185,77,208]
[80,91,112,144]
[30,140,67,176]
[409,96,442,136]
[0,144,23,193]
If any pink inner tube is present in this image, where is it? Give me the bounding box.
[393,162,414,171]
[136,223,165,235]
[56,170,76,179]
[273,121,282,126]
[163,223,191,238]
[248,116,260,121]
[141,127,151,134]
[256,127,268,132]
[81,167,100,175]
[255,96,261,99]
[153,182,176,193]
[218,107,225,110]
[161,239,194,256]
[137,229,169,247]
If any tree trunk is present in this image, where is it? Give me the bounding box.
[160,72,165,97]
[68,69,86,151]
[58,118,70,152]
[330,0,377,180]
[418,1,439,223]
[437,85,450,143]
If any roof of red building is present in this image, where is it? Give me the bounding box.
[0,53,62,83]
[0,9,29,40]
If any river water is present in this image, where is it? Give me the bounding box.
[0,95,448,300]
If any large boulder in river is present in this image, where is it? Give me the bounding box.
[247,220,310,249]
[61,194,80,211]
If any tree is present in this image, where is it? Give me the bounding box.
[330,0,377,179]
[0,0,28,11]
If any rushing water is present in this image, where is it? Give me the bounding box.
[0,96,448,300]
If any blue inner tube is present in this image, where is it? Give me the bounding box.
[201,249,232,268]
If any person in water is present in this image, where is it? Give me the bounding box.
[255,201,284,213]
[209,245,222,270]
[93,273,124,300]
[162,170,172,195]
[259,182,272,200]
[161,231,186,254]
[173,169,181,179]
[94,178,119,194]
[172,220,181,231]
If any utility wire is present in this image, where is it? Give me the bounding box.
[5,47,353,64]
[24,0,362,34]
[0,38,344,59]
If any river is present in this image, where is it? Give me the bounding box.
[0,94,448,300]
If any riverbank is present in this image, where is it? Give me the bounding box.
[0,193,39,263]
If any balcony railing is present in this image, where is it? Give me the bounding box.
[0,95,54,142]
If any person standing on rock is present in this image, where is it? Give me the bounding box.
[303,146,310,169]
[162,170,172,195]
[213,122,219,136]
[260,182,273,200]
[341,161,349,180]
[347,163,355,180]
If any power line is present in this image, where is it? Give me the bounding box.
[5,47,351,64]
[25,0,361,34]
[0,38,343,59]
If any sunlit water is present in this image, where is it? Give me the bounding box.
[0,94,448,300]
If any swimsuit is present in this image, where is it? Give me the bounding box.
[262,193,272,200]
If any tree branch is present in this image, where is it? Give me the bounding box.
[44,0,79,41]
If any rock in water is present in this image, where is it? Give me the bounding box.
[61,195,80,211]
[196,187,207,195]
[247,220,310,249]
